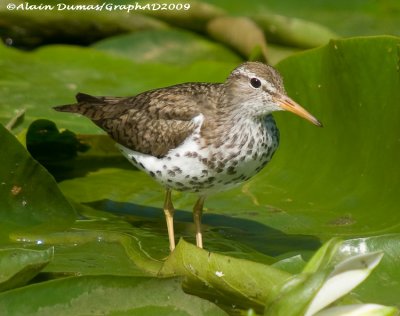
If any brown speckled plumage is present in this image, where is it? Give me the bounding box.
[54,61,321,250]
[55,83,224,157]
[54,62,285,159]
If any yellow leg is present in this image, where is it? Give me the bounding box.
[163,189,175,252]
[193,196,206,248]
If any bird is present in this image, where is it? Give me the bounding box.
[54,61,322,251]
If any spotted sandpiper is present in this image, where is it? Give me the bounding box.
[54,62,322,251]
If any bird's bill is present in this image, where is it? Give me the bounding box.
[274,94,322,127]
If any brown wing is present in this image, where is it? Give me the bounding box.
[54,83,221,157]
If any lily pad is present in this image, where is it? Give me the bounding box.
[0,1,166,49]
[1,30,400,311]
[339,235,400,306]
[23,35,397,255]
[206,16,268,61]
[268,36,400,236]
[10,226,164,277]
[0,124,76,241]
[0,43,237,133]
[0,247,53,292]
[93,29,241,65]
[160,239,291,313]
[0,276,227,316]
[202,0,400,37]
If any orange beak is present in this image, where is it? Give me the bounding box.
[274,94,322,127]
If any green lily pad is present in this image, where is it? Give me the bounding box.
[160,239,291,313]
[206,16,268,61]
[270,235,400,308]
[339,235,400,307]
[55,37,400,307]
[0,1,166,49]
[93,29,241,65]
[1,31,400,311]
[265,249,387,316]
[142,0,225,32]
[0,124,76,242]
[0,275,227,315]
[252,13,338,49]
[268,36,400,236]
[10,227,164,277]
[0,43,237,134]
[34,35,398,254]
[202,0,400,37]
[0,248,53,292]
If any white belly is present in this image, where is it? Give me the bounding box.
[117,114,279,196]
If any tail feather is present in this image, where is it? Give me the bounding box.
[53,93,105,116]
[53,103,77,113]
[54,92,129,121]
[75,92,103,103]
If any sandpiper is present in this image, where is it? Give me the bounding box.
[54,62,322,251]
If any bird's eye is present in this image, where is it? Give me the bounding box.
[250,77,261,88]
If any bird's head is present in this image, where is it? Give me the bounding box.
[226,62,322,127]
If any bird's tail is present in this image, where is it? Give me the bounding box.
[53,93,106,119]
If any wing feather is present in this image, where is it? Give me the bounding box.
[54,83,222,157]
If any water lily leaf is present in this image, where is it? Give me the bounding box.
[206,16,268,61]
[0,276,227,316]
[93,29,241,65]
[42,36,400,263]
[143,1,225,32]
[302,238,342,274]
[160,239,291,313]
[0,247,53,292]
[267,36,400,237]
[0,124,76,242]
[202,0,400,37]
[8,201,168,277]
[57,161,299,263]
[10,228,163,277]
[2,32,400,311]
[252,13,338,48]
[0,1,166,49]
[271,254,306,274]
[0,44,237,134]
[268,234,400,309]
[265,242,387,316]
[337,235,400,307]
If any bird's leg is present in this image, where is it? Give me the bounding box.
[193,196,206,248]
[163,189,176,252]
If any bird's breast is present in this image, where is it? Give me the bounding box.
[120,115,279,195]
[207,115,280,183]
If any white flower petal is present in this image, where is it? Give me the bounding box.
[314,304,398,316]
[305,252,384,316]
